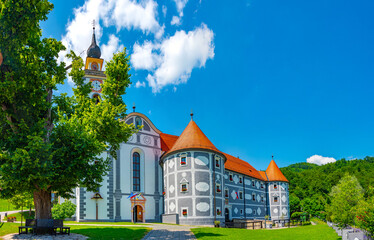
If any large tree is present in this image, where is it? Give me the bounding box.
[0,0,135,219]
[326,174,364,228]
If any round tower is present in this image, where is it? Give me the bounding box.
[265,158,289,221]
[161,118,226,225]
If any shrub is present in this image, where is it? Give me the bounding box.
[52,200,76,220]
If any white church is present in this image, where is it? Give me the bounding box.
[70,28,290,225]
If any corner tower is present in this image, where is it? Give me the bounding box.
[265,158,289,221]
[161,116,226,225]
[84,22,105,101]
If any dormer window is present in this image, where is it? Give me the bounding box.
[180,156,187,166]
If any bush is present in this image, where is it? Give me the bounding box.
[291,212,303,219]
[52,200,76,220]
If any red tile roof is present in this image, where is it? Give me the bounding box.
[223,153,265,181]
[259,171,268,181]
[266,160,289,182]
[165,120,220,155]
[160,133,179,152]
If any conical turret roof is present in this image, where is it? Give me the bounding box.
[266,159,288,182]
[165,120,220,155]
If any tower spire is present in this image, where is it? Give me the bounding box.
[87,19,101,58]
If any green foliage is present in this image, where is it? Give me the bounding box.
[354,196,374,236]
[281,156,374,219]
[326,174,364,228]
[8,192,34,209]
[192,224,340,240]
[0,0,136,218]
[52,200,76,220]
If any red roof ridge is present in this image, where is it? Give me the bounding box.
[223,153,264,181]
[265,159,288,182]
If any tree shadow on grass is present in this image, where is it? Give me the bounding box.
[71,226,151,240]
[193,232,225,239]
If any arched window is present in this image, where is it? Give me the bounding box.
[133,152,140,191]
[135,117,142,129]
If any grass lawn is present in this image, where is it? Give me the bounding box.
[65,221,140,225]
[0,222,20,238]
[0,223,150,240]
[0,199,19,212]
[191,224,341,240]
[70,225,151,240]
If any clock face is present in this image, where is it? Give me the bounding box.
[91,80,102,91]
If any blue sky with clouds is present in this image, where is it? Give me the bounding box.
[41,0,374,170]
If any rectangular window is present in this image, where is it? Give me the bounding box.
[261,195,264,203]
[225,198,229,205]
[239,177,243,183]
[252,181,255,187]
[274,184,277,189]
[216,184,221,193]
[240,209,243,215]
[225,189,229,198]
[239,191,243,200]
[182,208,188,216]
[181,156,186,166]
[216,208,221,216]
[254,209,256,215]
[252,193,256,201]
[215,158,220,168]
[229,174,233,181]
[181,183,188,192]
[261,183,264,189]
[274,197,278,203]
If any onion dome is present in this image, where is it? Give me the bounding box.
[266,159,289,182]
[87,26,101,58]
[163,119,220,157]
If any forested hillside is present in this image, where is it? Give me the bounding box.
[281,157,374,218]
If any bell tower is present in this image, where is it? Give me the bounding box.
[84,20,105,101]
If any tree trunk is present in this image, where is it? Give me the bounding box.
[33,190,52,219]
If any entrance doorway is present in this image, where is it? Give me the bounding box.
[133,205,143,222]
[225,208,230,222]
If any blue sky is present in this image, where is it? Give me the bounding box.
[41,0,374,170]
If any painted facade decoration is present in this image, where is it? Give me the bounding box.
[69,29,290,225]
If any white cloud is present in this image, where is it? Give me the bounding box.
[173,0,188,17]
[162,5,167,17]
[171,16,181,26]
[135,81,146,88]
[145,24,215,92]
[307,155,336,166]
[131,41,158,70]
[58,0,163,86]
[109,0,161,35]
[101,35,124,68]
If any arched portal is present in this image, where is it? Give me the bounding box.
[133,205,143,222]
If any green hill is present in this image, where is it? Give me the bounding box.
[281,156,374,217]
